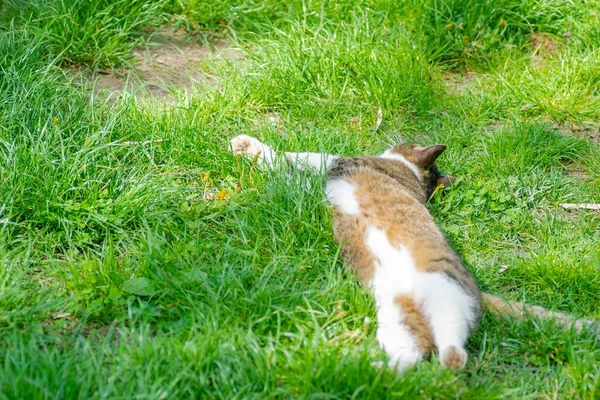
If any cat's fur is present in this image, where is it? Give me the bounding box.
[230,134,599,372]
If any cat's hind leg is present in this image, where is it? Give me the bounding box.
[375,301,425,373]
[366,227,426,372]
[418,273,477,370]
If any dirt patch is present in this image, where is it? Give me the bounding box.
[563,165,589,181]
[554,121,600,145]
[442,71,481,95]
[531,32,563,68]
[74,29,244,101]
[567,123,600,144]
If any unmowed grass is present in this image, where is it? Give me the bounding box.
[1,0,599,398]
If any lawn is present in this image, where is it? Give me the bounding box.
[1,0,599,398]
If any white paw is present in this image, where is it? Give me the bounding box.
[376,324,423,374]
[230,135,275,165]
[439,346,468,370]
[230,135,263,156]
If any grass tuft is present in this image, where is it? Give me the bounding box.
[1,0,599,398]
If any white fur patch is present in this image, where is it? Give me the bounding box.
[365,228,475,369]
[325,179,360,215]
[367,227,416,294]
[285,151,338,171]
[417,272,476,356]
[379,150,421,181]
[366,226,422,371]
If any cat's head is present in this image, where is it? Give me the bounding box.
[387,143,455,198]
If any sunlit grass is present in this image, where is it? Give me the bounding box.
[1,1,599,398]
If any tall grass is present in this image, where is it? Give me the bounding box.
[0,0,599,398]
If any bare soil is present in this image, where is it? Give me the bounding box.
[74,29,243,101]
[567,123,600,144]
[442,71,481,95]
[562,165,589,181]
[552,120,600,145]
[531,32,563,69]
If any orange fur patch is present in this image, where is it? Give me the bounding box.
[394,294,434,353]
[331,209,375,286]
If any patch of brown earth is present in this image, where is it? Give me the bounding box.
[442,71,481,95]
[567,123,600,144]
[552,120,600,145]
[74,29,244,101]
[531,32,563,69]
[562,165,589,181]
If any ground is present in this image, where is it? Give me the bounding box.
[1,1,599,399]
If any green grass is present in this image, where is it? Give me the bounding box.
[1,0,599,398]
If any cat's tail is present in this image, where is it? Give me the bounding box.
[481,293,600,339]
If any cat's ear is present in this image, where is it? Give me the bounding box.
[437,175,456,188]
[413,145,446,168]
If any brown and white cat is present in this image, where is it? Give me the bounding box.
[230,134,598,372]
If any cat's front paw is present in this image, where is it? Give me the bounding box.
[230,135,275,166]
[230,135,264,157]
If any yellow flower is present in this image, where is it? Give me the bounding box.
[216,189,229,201]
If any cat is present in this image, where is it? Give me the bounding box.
[229,134,599,372]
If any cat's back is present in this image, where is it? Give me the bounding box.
[325,155,479,301]
[326,155,434,234]
[327,156,426,203]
